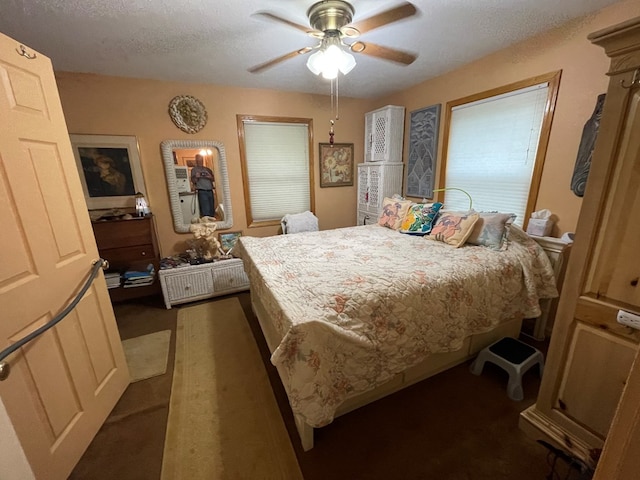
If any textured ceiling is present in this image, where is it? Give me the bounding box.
[0,0,620,98]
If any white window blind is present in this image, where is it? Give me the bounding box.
[444,83,549,226]
[243,122,310,222]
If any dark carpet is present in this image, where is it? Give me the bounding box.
[70,292,554,480]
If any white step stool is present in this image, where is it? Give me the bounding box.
[470,337,544,401]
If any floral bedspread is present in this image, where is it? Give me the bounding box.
[236,225,558,428]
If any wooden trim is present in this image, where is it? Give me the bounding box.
[594,349,640,479]
[519,405,598,468]
[236,114,254,226]
[236,115,315,228]
[437,71,562,224]
[524,71,561,227]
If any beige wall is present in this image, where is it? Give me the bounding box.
[56,1,640,254]
[56,73,376,255]
[381,0,640,236]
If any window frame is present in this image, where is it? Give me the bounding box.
[437,71,561,229]
[237,114,315,228]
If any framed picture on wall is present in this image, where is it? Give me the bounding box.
[319,143,354,187]
[218,231,242,256]
[70,134,147,210]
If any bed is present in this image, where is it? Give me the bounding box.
[236,223,558,450]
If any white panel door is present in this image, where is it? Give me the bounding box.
[0,34,129,479]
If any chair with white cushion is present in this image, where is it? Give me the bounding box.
[281,211,319,234]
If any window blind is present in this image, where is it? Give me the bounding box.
[243,122,310,222]
[444,83,549,226]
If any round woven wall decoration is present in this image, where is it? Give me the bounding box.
[168,95,208,134]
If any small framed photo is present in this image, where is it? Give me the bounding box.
[218,231,242,256]
[70,134,147,210]
[319,143,354,187]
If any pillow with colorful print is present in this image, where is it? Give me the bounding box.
[466,212,516,250]
[400,202,444,235]
[426,211,480,247]
[378,197,412,230]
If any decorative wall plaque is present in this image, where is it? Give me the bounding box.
[168,95,208,134]
[570,93,606,197]
[406,104,441,198]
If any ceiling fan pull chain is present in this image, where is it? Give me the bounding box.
[328,76,341,144]
[335,73,340,121]
[329,78,335,144]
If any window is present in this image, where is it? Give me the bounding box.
[237,115,315,227]
[439,72,561,227]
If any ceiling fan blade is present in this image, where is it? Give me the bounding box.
[248,47,313,74]
[350,41,416,65]
[252,12,315,35]
[349,2,417,34]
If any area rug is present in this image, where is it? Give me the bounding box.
[122,330,171,382]
[161,297,302,480]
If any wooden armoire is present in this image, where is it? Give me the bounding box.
[520,16,640,469]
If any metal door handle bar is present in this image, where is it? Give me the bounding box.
[0,259,107,381]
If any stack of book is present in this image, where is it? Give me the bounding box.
[104,272,122,289]
[123,264,155,288]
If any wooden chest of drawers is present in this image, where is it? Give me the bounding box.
[92,215,161,302]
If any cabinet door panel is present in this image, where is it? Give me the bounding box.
[584,92,640,309]
[557,323,636,438]
[372,111,389,161]
[357,166,369,210]
[368,166,382,210]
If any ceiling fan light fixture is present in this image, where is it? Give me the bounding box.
[306,50,325,75]
[307,43,356,78]
[338,51,356,74]
[321,64,339,80]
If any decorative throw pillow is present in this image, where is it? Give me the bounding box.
[466,212,516,250]
[400,202,443,235]
[427,211,480,247]
[378,197,412,230]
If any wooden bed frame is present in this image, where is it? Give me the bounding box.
[251,292,523,451]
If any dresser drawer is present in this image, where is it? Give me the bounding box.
[163,269,214,302]
[93,217,153,249]
[92,215,161,302]
[101,245,155,266]
[213,261,250,292]
[159,259,250,308]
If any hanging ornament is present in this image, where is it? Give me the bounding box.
[329,120,335,145]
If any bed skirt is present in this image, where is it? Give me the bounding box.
[251,291,522,451]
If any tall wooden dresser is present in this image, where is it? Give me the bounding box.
[520,17,640,469]
[92,215,161,302]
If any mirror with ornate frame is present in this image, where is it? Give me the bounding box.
[160,139,233,233]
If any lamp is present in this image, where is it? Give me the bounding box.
[135,192,150,217]
[306,35,356,79]
[433,187,473,211]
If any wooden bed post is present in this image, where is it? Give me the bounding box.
[294,415,314,451]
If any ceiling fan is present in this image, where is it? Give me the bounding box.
[248,1,418,75]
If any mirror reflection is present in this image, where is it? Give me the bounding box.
[161,140,233,233]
